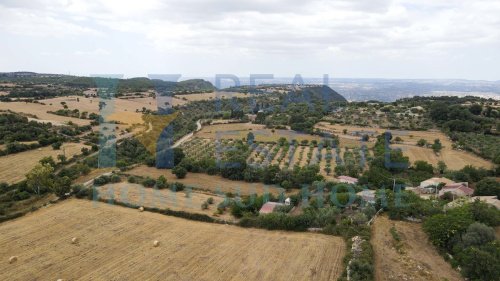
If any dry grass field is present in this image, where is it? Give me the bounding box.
[0,102,90,126]
[0,199,345,281]
[172,91,251,105]
[197,122,321,142]
[0,96,157,128]
[0,142,89,184]
[393,144,493,170]
[96,182,231,220]
[316,122,493,170]
[127,165,285,196]
[372,216,463,281]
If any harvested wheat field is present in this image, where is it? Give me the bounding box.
[127,165,284,196]
[372,216,463,281]
[0,142,89,184]
[96,182,231,220]
[0,199,345,281]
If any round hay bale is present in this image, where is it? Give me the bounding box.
[139,206,144,212]
[9,256,18,264]
[71,237,78,244]
[153,240,160,247]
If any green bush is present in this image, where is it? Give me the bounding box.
[93,175,111,186]
[461,222,495,248]
[12,191,30,201]
[127,176,138,183]
[170,182,185,192]
[110,174,121,183]
[172,166,187,179]
[142,177,156,188]
[156,176,168,189]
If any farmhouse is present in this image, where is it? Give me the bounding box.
[419,177,455,193]
[420,177,455,188]
[439,182,473,198]
[337,176,359,185]
[259,202,285,214]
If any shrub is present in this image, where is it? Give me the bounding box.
[51,142,62,150]
[110,174,121,183]
[127,176,138,183]
[170,182,185,192]
[474,177,500,198]
[156,175,168,189]
[207,197,214,204]
[142,177,156,188]
[172,166,187,179]
[457,242,500,281]
[73,185,93,199]
[201,202,209,210]
[93,175,110,186]
[12,191,30,201]
[461,222,496,248]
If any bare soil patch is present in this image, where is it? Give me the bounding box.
[372,216,463,281]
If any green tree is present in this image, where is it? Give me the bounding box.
[457,243,500,281]
[57,154,66,164]
[469,104,483,115]
[417,139,427,147]
[53,176,71,197]
[247,132,255,144]
[173,147,185,166]
[51,142,62,150]
[414,160,434,174]
[423,206,473,250]
[431,139,443,153]
[156,175,168,189]
[474,178,500,198]
[39,156,56,167]
[26,163,54,195]
[172,165,187,179]
[437,161,447,174]
[461,222,496,248]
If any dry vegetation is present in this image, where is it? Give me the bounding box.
[0,142,89,184]
[372,216,463,281]
[0,199,345,281]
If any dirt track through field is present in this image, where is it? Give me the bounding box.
[0,199,345,281]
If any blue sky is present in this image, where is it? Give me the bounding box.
[0,0,499,80]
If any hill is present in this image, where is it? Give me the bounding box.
[285,85,347,103]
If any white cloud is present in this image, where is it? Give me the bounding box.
[0,0,499,78]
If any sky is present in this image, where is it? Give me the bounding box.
[0,0,499,80]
